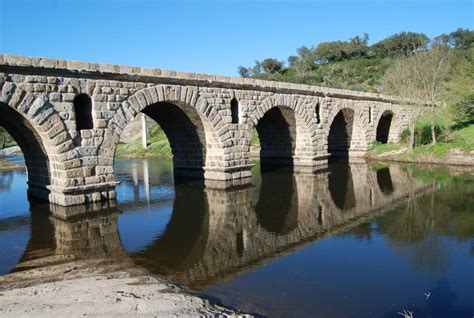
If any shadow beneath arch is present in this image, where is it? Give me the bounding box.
[256,107,296,168]
[0,103,51,201]
[376,112,393,143]
[328,109,354,157]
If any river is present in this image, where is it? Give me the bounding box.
[0,156,473,317]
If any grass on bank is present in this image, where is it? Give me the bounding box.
[369,142,404,155]
[115,126,172,159]
[370,121,474,160]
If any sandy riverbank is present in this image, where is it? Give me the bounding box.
[0,260,250,317]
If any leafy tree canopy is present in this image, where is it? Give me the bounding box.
[371,31,429,57]
[314,33,369,63]
[434,28,474,49]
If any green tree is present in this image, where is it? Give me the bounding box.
[0,127,15,149]
[314,34,369,63]
[443,46,474,127]
[237,66,252,78]
[435,28,474,49]
[260,58,285,74]
[381,46,454,148]
[314,41,346,63]
[345,33,369,58]
[287,45,317,78]
[371,31,429,57]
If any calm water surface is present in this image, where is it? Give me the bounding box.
[0,156,473,318]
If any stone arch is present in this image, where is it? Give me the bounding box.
[372,107,402,144]
[375,110,394,143]
[364,104,407,146]
[327,107,355,157]
[0,85,74,205]
[106,85,226,179]
[249,95,316,167]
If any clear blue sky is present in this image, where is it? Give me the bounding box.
[1,0,473,76]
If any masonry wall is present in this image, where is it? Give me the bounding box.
[0,54,420,206]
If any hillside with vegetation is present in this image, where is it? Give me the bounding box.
[0,127,16,149]
[238,28,474,163]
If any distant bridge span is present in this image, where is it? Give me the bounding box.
[0,55,420,206]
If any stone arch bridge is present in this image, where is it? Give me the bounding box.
[0,55,421,206]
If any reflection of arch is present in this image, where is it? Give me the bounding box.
[254,167,298,234]
[130,179,210,271]
[249,95,316,167]
[376,167,394,195]
[327,108,354,157]
[12,200,125,273]
[107,85,226,179]
[328,162,356,210]
[13,203,55,272]
[376,111,393,143]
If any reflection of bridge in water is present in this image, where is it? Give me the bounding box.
[8,162,429,290]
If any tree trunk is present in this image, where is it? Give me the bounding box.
[430,109,437,145]
[408,123,415,152]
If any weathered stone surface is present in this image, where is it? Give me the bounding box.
[0,54,422,206]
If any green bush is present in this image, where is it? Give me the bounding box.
[414,123,447,146]
[400,128,411,143]
[0,127,16,149]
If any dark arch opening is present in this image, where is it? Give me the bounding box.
[256,107,296,167]
[140,102,207,179]
[254,167,298,234]
[315,102,321,124]
[0,102,51,201]
[231,98,239,124]
[73,94,93,131]
[376,167,394,195]
[328,109,354,158]
[376,112,393,144]
[328,162,356,210]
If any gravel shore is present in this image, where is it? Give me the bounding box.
[0,260,250,317]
